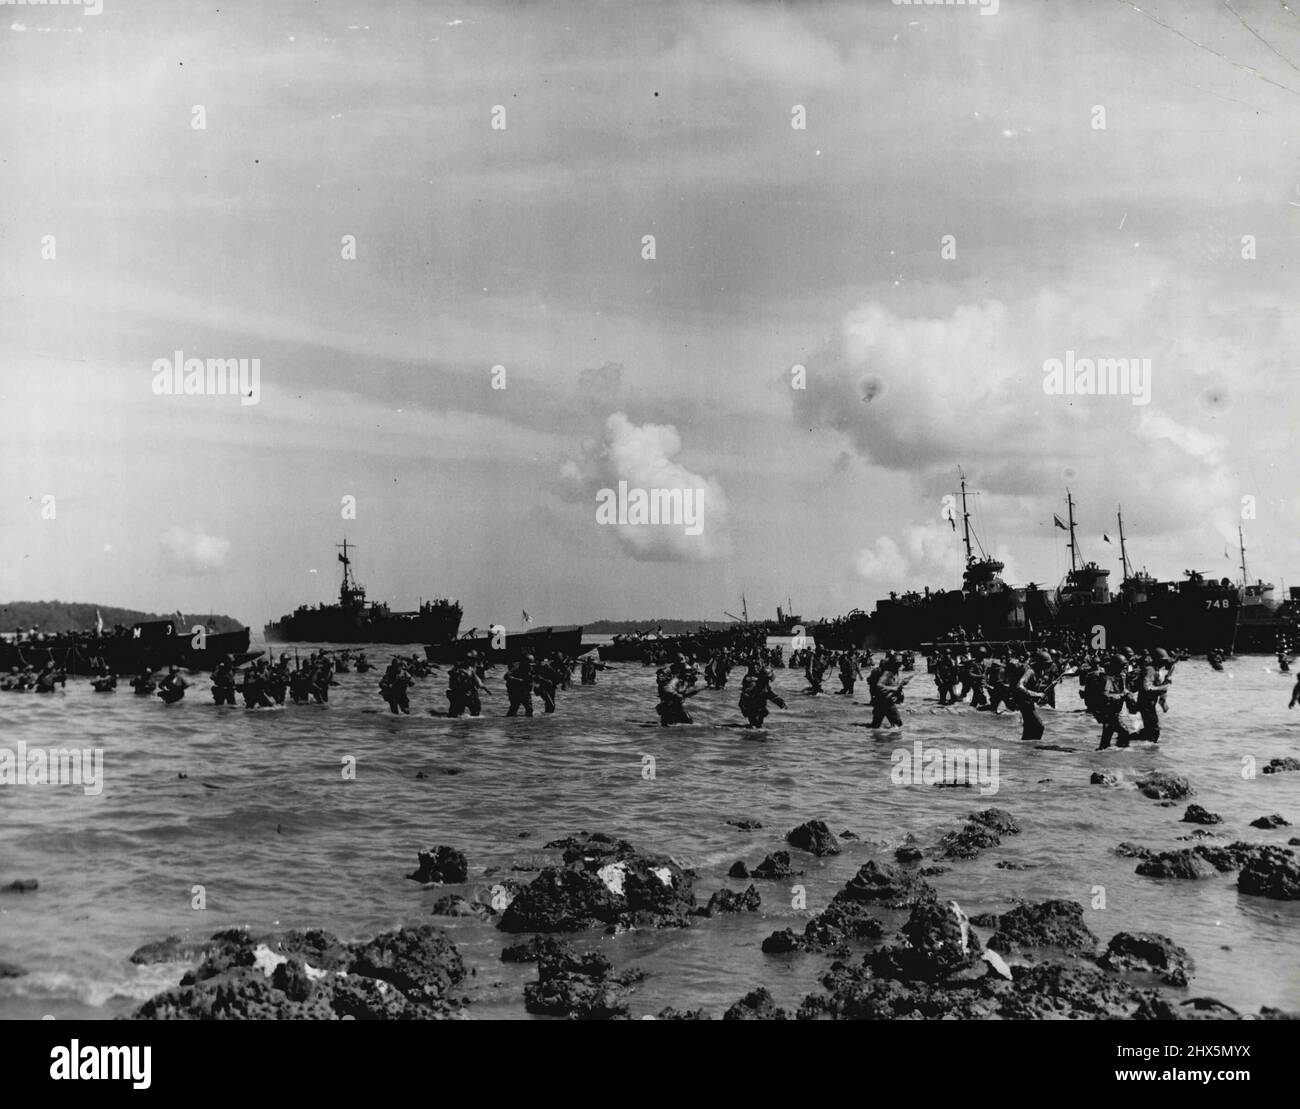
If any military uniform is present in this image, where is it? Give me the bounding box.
[505,659,534,717]
[739,666,785,727]
[868,664,904,729]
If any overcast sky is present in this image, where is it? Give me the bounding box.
[2,0,1297,631]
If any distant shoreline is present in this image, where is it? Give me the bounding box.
[1,601,245,635]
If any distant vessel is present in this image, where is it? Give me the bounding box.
[1117,569,1238,652]
[425,623,584,663]
[860,469,1049,649]
[1232,526,1298,653]
[1041,496,1237,651]
[264,540,462,645]
[595,611,775,662]
[1048,493,1137,644]
[721,595,803,638]
[805,608,875,651]
[596,630,686,662]
[833,475,1247,653]
[1096,511,1237,652]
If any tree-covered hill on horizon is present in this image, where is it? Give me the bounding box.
[1,601,246,635]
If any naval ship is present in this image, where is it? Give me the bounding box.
[264,541,462,645]
[1045,495,1239,651]
[1232,527,1299,653]
[856,470,1051,649]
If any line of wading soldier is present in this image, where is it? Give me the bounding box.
[656,638,1186,744]
[653,647,916,728]
[374,651,586,717]
[209,653,343,708]
[655,653,786,727]
[928,642,1181,749]
[0,662,68,693]
[16,638,1294,734]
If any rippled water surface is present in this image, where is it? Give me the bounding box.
[2,641,1298,1019]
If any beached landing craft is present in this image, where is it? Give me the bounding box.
[597,631,688,662]
[593,600,788,663]
[1033,497,1239,652]
[0,618,258,677]
[264,540,462,645]
[424,623,585,664]
[1105,510,1238,653]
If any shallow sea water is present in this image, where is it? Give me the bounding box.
[1,641,1297,1019]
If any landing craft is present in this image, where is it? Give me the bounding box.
[1106,508,1238,652]
[0,618,257,676]
[425,623,585,664]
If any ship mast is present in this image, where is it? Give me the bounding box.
[1117,506,1132,580]
[1066,490,1079,572]
[1238,526,1248,588]
[337,539,360,604]
[723,592,750,624]
[959,468,974,563]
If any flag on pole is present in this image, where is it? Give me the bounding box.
[1103,534,1111,544]
[522,609,532,625]
[948,514,956,532]
[1053,514,1068,530]
[338,552,347,562]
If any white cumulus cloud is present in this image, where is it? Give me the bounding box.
[564,412,729,562]
[159,524,230,576]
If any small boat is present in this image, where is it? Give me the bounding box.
[424,624,584,664]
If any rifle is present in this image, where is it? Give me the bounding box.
[877,673,915,704]
[660,684,705,704]
[1016,669,1067,707]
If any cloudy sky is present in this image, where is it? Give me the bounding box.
[1,0,1297,631]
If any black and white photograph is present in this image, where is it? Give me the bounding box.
[1,0,1297,1080]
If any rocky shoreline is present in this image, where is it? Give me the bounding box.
[118,787,1300,1019]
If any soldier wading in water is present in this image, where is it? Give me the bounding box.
[739,661,785,728]
[1012,650,1057,742]
[867,656,911,729]
[445,654,489,717]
